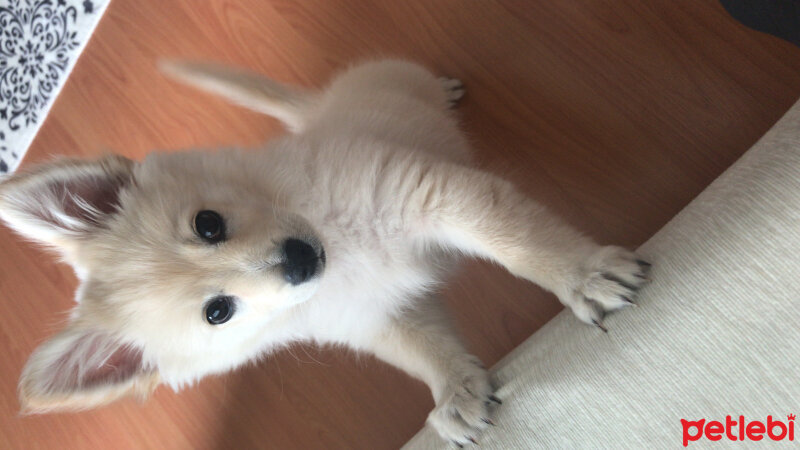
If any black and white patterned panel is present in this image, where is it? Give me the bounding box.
[0,0,107,174]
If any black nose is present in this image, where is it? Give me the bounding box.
[282,238,318,285]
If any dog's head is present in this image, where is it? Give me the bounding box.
[0,152,325,413]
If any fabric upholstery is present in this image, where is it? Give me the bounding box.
[404,100,800,449]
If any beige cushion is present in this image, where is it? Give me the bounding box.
[404,100,800,448]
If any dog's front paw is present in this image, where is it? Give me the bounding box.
[561,246,651,331]
[428,356,497,447]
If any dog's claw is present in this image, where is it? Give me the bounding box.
[467,436,478,445]
[481,417,495,426]
[601,273,638,291]
[636,259,652,269]
[453,441,464,448]
[620,295,636,306]
[592,319,609,333]
[488,394,502,405]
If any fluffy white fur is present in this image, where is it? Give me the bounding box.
[0,60,649,445]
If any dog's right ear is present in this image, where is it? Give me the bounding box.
[19,322,159,414]
[0,155,134,251]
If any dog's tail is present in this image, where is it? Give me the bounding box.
[159,60,315,133]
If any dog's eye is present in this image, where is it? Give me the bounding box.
[205,296,234,325]
[194,210,226,243]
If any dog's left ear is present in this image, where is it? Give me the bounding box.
[0,155,134,251]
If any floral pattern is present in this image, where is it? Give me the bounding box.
[0,0,106,174]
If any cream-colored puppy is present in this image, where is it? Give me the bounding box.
[0,60,649,446]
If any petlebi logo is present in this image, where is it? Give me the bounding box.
[681,414,796,447]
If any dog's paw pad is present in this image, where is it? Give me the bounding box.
[428,357,495,446]
[564,246,651,330]
[439,77,465,108]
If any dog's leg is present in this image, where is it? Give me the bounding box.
[418,163,650,330]
[365,299,494,446]
[159,61,315,133]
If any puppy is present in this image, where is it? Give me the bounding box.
[0,60,649,445]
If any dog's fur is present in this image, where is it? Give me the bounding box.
[0,60,649,445]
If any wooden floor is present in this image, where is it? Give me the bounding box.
[2,1,800,448]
